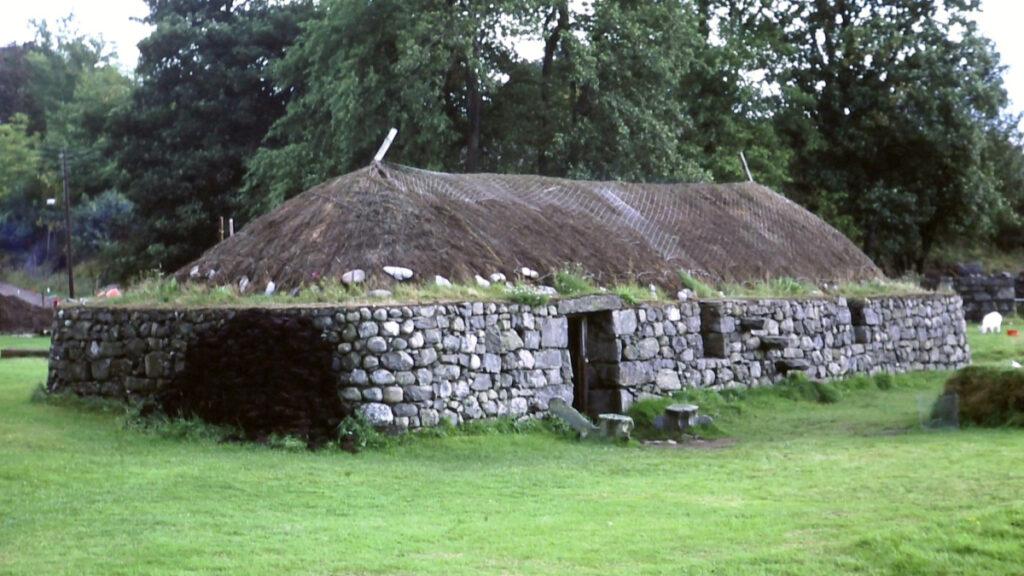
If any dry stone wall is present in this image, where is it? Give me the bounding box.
[47,293,969,431]
[923,273,1016,322]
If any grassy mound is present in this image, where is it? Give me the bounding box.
[941,367,1024,427]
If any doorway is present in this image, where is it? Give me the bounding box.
[568,316,588,414]
[566,311,619,418]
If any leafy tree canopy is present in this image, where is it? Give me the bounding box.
[110,0,313,273]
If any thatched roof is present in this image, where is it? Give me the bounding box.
[179,163,881,289]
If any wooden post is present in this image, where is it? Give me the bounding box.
[739,151,754,182]
[228,218,234,237]
[219,217,225,242]
[60,149,75,299]
[373,128,398,162]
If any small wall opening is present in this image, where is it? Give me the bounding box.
[699,302,733,358]
[848,299,874,344]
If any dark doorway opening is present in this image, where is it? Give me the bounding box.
[568,316,588,414]
[566,311,619,419]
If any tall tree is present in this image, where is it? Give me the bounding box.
[762,0,1009,271]
[0,19,131,270]
[110,0,312,273]
[244,0,531,213]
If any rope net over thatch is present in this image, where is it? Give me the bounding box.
[179,163,881,290]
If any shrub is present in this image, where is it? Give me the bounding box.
[778,372,842,404]
[842,375,875,390]
[874,373,895,391]
[337,413,390,451]
[940,367,1024,427]
[627,397,677,431]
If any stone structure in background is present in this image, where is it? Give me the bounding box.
[923,270,1016,322]
[46,293,969,432]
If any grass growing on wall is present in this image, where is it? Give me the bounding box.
[2,329,1024,574]
[75,267,942,309]
[718,277,821,298]
[678,270,719,298]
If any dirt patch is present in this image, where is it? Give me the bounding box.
[158,311,345,445]
[0,294,52,334]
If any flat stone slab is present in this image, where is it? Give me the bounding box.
[598,413,634,441]
[548,398,599,438]
[556,294,623,315]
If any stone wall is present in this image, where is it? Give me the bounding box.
[584,295,969,412]
[47,293,969,431]
[924,273,1016,322]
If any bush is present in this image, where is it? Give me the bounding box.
[777,373,842,404]
[627,397,677,431]
[874,373,895,391]
[940,367,1024,427]
[336,413,390,451]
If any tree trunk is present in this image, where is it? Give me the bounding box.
[538,2,569,175]
[465,65,482,172]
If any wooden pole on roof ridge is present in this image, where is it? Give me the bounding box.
[739,151,754,182]
[373,128,399,163]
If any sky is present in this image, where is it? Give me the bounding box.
[0,0,1022,118]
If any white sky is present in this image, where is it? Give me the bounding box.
[0,0,1021,117]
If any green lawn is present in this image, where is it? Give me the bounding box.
[0,335,50,351]
[0,330,1023,574]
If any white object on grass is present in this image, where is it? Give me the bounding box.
[980,311,1003,334]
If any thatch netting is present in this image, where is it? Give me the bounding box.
[179,163,881,289]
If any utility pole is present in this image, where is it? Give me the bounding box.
[60,149,75,299]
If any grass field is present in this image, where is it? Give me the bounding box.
[1,328,1023,574]
[0,335,50,351]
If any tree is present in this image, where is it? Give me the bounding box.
[110,0,313,273]
[244,0,533,213]
[248,0,726,211]
[0,113,56,260]
[762,0,1009,271]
